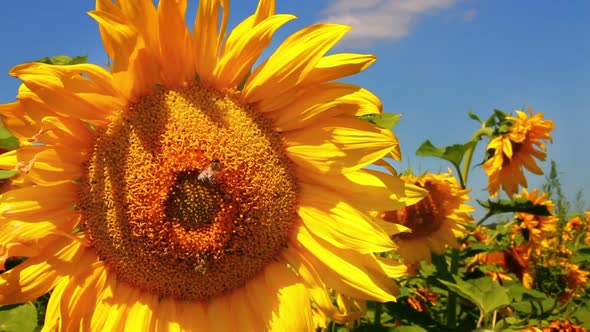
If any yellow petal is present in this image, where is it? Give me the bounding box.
[0,236,87,305]
[266,82,381,132]
[228,287,259,331]
[298,183,395,253]
[22,148,85,186]
[285,117,397,174]
[78,264,109,331]
[156,297,182,332]
[119,0,159,52]
[33,116,93,148]
[294,225,397,302]
[9,63,122,124]
[0,182,78,218]
[242,23,351,103]
[214,14,295,88]
[89,6,137,75]
[158,0,195,86]
[300,168,425,213]
[174,302,206,332]
[46,259,104,331]
[282,246,362,324]
[89,8,154,101]
[0,220,76,269]
[375,256,407,278]
[0,146,44,170]
[301,53,376,86]
[264,262,315,331]
[0,99,50,143]
[91,276,134,332]
[206,292,232,332]
[193,0,229,84]
[124,291,158,332]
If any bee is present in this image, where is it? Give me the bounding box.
[197,159,221,185]
[193,256,209,275]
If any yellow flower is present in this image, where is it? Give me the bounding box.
[482,108,554,197]
[522,320,588,332]
[473,245,533,288]
[377,171,474,263]
[563,215,585,242]
[0,1,419,330]
[560,262,590,303]
[513,189,558,250]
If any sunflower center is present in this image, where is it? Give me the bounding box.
[80,84,298,301]
[380,183,445,240]
[164,170,222,230]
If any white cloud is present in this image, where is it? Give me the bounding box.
[320,0,458,47]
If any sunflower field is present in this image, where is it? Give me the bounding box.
[0,1,588,331]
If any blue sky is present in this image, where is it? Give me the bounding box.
[1,1,588,219]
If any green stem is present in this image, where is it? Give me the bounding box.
[374,302,383,327]
[460,127,493,188]
[445,128,492,329]
[446,248,460,329]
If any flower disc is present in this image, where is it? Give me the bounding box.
[80,84,298,301]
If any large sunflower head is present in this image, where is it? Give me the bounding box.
[377,171,474,264]
[482,107,554,197]
[0,1,421,330]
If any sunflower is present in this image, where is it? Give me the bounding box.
[522,320,588,332]
[513,189,558,251]
[559,262,590,303]
[482,107,554,197]
[473,244,534,288]
[0,1,423,330]
[377,171,474,264]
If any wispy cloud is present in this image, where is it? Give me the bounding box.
[319,0,458,47]
[462,8,477,22]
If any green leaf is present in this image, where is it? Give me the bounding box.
[359,113,401,130]
[477,197,552,216]
[0,126,19,151]
[35,55,87,65]
[0,303,37,332]
[0,170,18,180]
[505,281,547,302]
[467,111,482,123]
[392,326,429,332]
[415,140,475,170]
[439,277,510,316]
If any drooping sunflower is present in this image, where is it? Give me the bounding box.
[473,244,534,288]
[377,171,474,264]
[522,320,588,332]
[482,107,554,197]
[0,1,423,330]
[513,188,558,251]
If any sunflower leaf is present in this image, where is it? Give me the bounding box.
[477,197,552,216]
[0,126,19,151]
[439,277,510,316]
[467,111,481,123]
[0,302,37,332]
[35,55,88,65]
[415,140,475,170]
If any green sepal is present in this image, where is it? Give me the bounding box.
[35,55,88,65]
[359,113,401,131]
[477,197,552,216]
